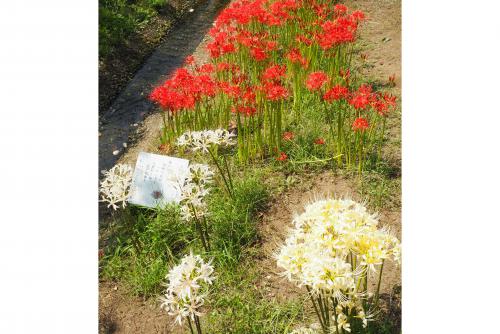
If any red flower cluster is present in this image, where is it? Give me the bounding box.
[263,82,289,101]
[323,84,349,102]
[306,71,329,91]
[276,152,288,161]
[232,105,258,116]
[348,84,397,115]
[314,137,326,145]
[149,68,216,113]
[349,84,374,110]
[315,11,365,50]
[206,30,238,59]
[282,131,294,141]
[250,47,268,61]
[262,64,287,83]
[352,117,369,131]
[287,48,309,68]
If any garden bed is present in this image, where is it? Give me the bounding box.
[99,0,402,333]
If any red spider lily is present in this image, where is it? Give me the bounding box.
[349,84,376,110]
[282,131,295,141]
[232,105,258,117]
[263,82,289,101]
[250,47,268,61]
[222,43,237,55]
[149,86,196,113]
[231,73,249,85]
[206,41,221,58]
[372,99,389,116]
[314,137,326,145]
[315,9,364,50]
[216,62,231,72]
[323,84,349,102]
[306,71,329,91]
[287,48,309,68]
[296,34,313,46]
[339,68,351,81]
[313,4,328,18]
[371,93,397,115]
[270,0,298,19]
[352,10,366,22]
[197,75,217,97]
[388,74,396,86]
[383,93,397,107]
[262,64,287,83]
[241,87,257,103]
[199,63,215,74]
[265,40,278,51]
[276,152,288,161]
[334,4,348,16]
[218,81,241,99]
[150,67,218,112]
[184,55,195,65]
[352,117,369,131]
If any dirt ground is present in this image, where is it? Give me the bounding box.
[99,0,199,115]
[99,0,402,332]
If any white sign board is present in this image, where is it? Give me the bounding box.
[128,152,189,208]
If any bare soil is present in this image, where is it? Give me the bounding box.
[99,0,402,332]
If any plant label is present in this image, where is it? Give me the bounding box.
[128,152,189,208]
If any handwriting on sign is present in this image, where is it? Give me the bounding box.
[128,152,190,208]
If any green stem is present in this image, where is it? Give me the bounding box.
[222,155,234,194]
[187,317,195,334]
[306,286,327,333]
[373,260,385,310]
[331,297,342,334]
[194,314,203,334]
[207,147,233,199]
[202,216,211,251]
[190,204,209,252]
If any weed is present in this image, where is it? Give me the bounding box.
[209,174,269,266]
[100,204,193,297]
[206,263,305,334]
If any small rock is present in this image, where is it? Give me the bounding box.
[189,8,194,12]
[122,142,127,148]
[132,123,138,127]
[113,286,118,291]
[112,150,120,156]
[266,275,271,279]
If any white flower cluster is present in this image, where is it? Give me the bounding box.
[176,129,236,153]
[276,198,401,329]
[179,164,214,222]
[160,252,215,326]
[99,164,133,210]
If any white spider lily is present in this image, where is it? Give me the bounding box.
[276,197,401,332]
[160,252,215,329]
[176,129,236,153]
[99,164,133,210]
